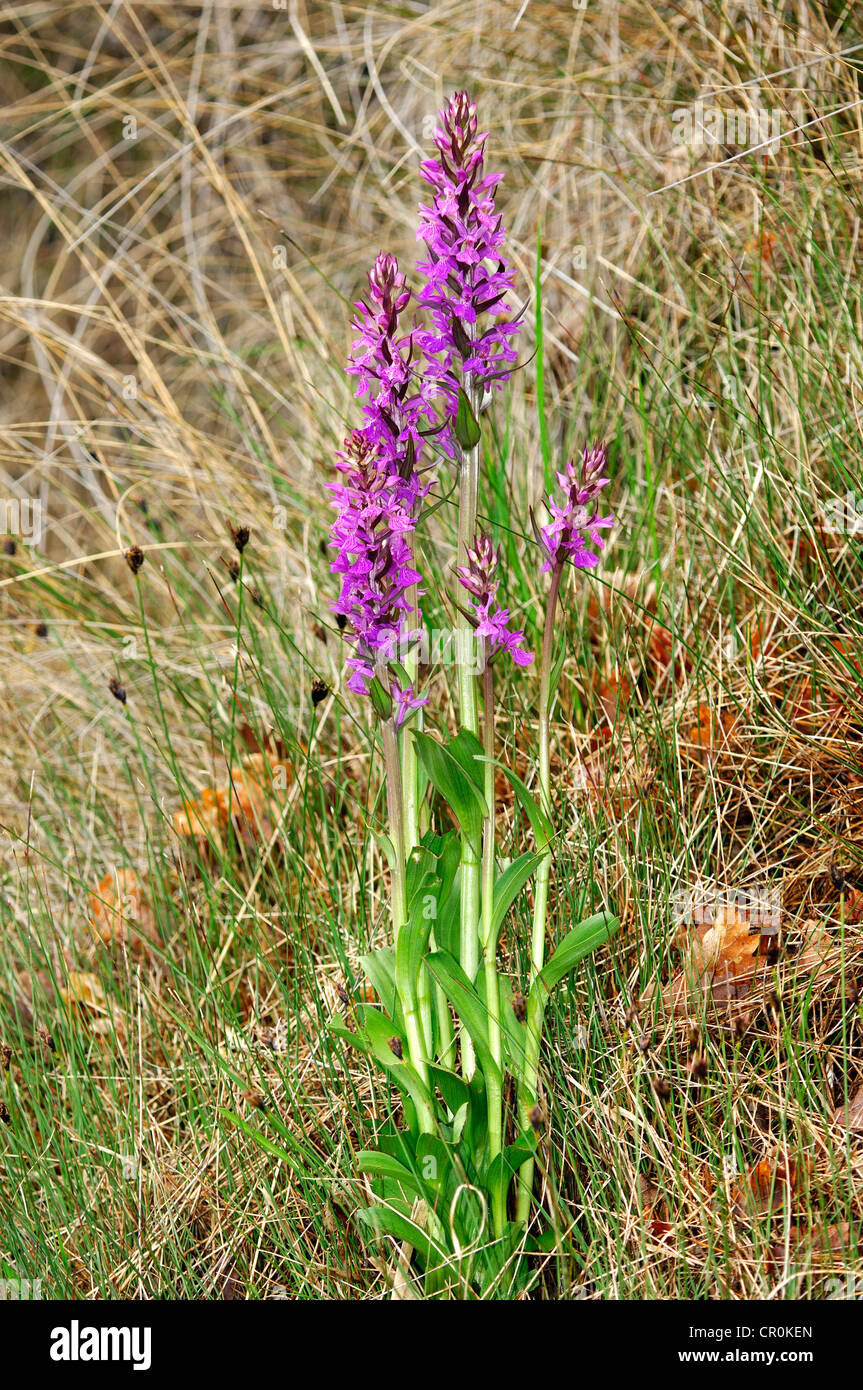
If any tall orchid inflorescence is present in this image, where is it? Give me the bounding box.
[329,431,425,721]
[538,441,614,573]
[348,252,436,509]
[326,91,619,1291]
[456,533,533,668]
[417,91,523,411]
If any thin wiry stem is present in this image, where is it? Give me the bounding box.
[517,560,564,1224]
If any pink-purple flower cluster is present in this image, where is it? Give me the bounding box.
[349,252,437,509]
[456,533,533,668]
[416,92,522,407]
[329,431,425,722]
[538,442,614,574]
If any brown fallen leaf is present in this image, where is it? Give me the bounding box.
[647,902,772,1019]
[648,899,836,1023]
[793,917,833,977]
[173,751,292,846]
[832,1084,863,1133]
[683,704,742,761]
[731,1150,804,1218]
[60,970,124,1039]
[89,869,157,951]
[767,1220,853,1278]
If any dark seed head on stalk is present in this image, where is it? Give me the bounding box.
[124,545,145,574]
[3,539,16,556]
[0,1101,10,1124]
[311,679,329,708]
[38,1025,55,1054]
[226,557,241,582]
[511,990,526,1022]
[335,613,347,632]
[528,1103,544,1132]
[35,621,48,638]
[230,523,250,553]
[831,861,850,891]
[652,1076,671,1102]
[388,1036,403,1059]
[1,1042,11,1071]
[108,677,127,704]
[688,1054,708,1081]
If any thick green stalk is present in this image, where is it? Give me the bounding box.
[480,650,505,1235]
[401,583,433,1057]
[455,406,481,1078]
[401,583,421,857]
[380,713,435,1134]
[517,562,564,1224]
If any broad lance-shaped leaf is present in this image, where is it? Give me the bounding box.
[485,1129,537,1195]
[479,757,552,850]
[412,730,487,853]
[358,945,398,1021]
[487,850,545,951]
[355,1150,428,1204]
[356,1204,441,1267]
[348,1006,436,1124]
[405,845,439,908]
[490,974,528,1074]
[531,911,619,1001]
[446,728,486,792]
[395,867,440,1016]
[425,950,502,1092]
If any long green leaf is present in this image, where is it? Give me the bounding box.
[481,758,552,849]
[489,850,545,950]
[532,912,619,999]
[425,950,502,1091]
[413,731,487,852]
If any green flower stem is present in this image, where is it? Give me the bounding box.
[380,712,434,1134]
[517,560,564,1224]
[401,582,434,1058]
[455,405,481,1079]
[401,583,421,857]
[480,647,505,1235]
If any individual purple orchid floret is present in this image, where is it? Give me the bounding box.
[349,252,439,507]
[416,91,523,408]
[538,441,615,574]
[456,533,533,668]
[329,431,427,722]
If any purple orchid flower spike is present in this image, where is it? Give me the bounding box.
[416,91,523,413]
[329,431,427,721]
[538,441,615,574]
[456,532,533,668]
[349,251,439,509]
